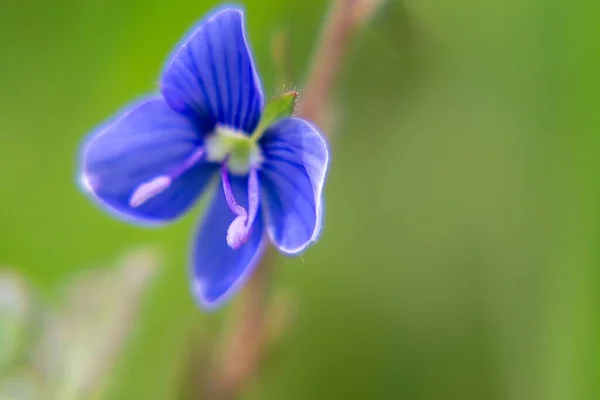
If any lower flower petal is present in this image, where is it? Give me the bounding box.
[259,118,329,254]
[79,96,217,224]
[192,174,265,308]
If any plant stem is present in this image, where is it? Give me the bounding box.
[207,250,275,400]
[206,1,382,398]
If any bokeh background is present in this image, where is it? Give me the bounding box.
[1,0,598,399]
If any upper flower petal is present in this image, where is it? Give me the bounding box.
[192,173,265,309]
[259,118,329,254]
[161,8,264,134]
[79,96,217,224]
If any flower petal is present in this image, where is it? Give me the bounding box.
[161,8,264,134]
[79,96,217,224]
[192,174,265,308]
[259,118,329,254]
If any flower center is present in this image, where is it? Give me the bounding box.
[205,126,262,175]
[127,127,261,212]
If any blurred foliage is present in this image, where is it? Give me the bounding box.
[0,271,38,376]
[0,249,159,400]
[0,0,598,399]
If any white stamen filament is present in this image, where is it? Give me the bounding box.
[221,165,260,249]
[129,175,172,207]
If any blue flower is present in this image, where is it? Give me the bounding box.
[77,7,329,309]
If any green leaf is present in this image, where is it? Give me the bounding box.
[252,91,298,140]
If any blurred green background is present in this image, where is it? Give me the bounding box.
[1,0,599,399]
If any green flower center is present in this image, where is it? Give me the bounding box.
[205,126,262,175]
